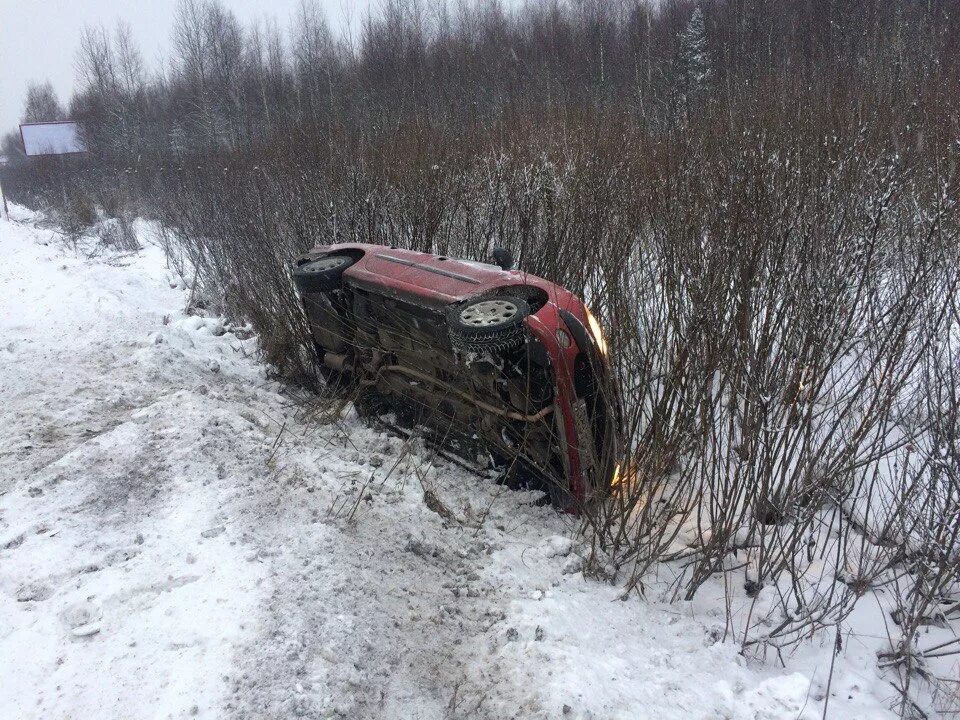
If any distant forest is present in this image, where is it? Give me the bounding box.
[4,0,958,159]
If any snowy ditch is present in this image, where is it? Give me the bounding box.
[0,204,905,718]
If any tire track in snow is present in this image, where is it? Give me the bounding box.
[222,425,522,720]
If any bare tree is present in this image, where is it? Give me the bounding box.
[21,81,65,122]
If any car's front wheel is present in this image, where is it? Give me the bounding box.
[447,296,530,353]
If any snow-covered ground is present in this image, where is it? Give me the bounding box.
[0,205,899,719]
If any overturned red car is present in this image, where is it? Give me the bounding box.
[293,244,620,509]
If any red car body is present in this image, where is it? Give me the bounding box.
[295,243,618,507]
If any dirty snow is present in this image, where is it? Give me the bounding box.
[0,204,898,719]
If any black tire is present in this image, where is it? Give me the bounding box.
[293,254,354,294]
[447,295,530,353]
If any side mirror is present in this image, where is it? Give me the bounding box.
[491,247,514,271]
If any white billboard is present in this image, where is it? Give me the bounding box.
[20,121,86,156]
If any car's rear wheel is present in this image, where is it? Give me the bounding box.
[293,254,355,293]
[447,296,530,353]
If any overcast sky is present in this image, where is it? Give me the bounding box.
[0,0,372,133]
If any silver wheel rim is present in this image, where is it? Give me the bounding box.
[306,256,347,273]
[460,299,519,327]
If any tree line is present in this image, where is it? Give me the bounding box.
[4,0,957,161]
